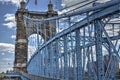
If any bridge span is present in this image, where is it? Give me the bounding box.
[4,0,120,80]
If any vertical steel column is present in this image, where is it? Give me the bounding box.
[60,47,64,79]
[43,47,46,76]
[47,44,50,77]
[68,17,71,79]
[52,42,55,78]
[83,27,86,78]
[94,20,104,80]
[50,42,54,78]
[72,33,77,80]
[63,35,68,80]
[87,47,91,79]
[55,39,60,78]
[43,20,47,77]
[70,32,74,79]
[108,42,115,80]
[40,22,43,75]
[35,54,37,75]
[36,22,39,75]
[87,13,92,79]
[42,49,44,76]
[44,20,47,42]
[40,51,42,75]
[36,21,39,49]
[37,53,39,76]
[38,52,40,76]
[75,29,82,80]
[45,46,48,77]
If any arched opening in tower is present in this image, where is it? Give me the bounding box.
[28,34,44,61]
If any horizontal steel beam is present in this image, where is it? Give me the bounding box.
[24,0,120,21]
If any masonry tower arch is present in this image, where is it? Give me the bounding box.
[14,0,57,73]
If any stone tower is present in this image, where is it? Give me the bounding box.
[14,0,28,73]
[14,0,57,73]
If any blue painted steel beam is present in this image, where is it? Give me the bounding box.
[6,73,30,80]
[75,29,82,80]
[94,20,104,80]
[63,35,68,80]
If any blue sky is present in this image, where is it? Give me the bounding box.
[0,1,17,73]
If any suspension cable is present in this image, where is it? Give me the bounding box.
[25,0,30,8]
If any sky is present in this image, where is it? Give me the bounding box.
[0,0,110,73]
[0,0,18,73]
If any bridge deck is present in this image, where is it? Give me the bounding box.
[5,73,60,80]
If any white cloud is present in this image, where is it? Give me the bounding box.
[0,0,22,7]
[11,35,16,39]
[3,13,16,29]
[61,0,84,7]
[61,0,110,7]
[0,43,15,54]
[60,0,111,14]
[1,52,5,56]
[96,0,110,3]
[2,58,13,61]
[3,22,16,29]
[0,43,14,73]
[4,14,15,21]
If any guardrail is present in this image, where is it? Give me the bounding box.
[5,72,60,80]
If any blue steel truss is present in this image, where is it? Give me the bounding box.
[23,0,120,80]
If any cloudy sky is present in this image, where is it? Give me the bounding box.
[0,0,18,73]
